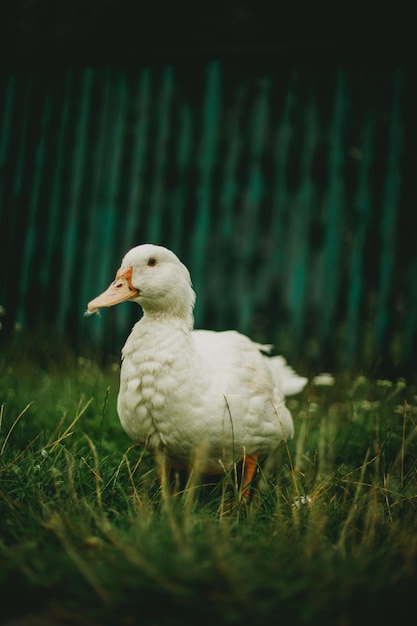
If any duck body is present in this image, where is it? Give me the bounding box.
[88,244,307,476]
[118,323,294,472]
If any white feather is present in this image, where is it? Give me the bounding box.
[93,244,308,473]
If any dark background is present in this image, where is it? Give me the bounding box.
[0,2,416,378]
[1,1,415,70]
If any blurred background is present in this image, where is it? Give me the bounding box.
[0,1,416,377]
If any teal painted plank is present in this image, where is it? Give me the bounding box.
[10,79,33,201]
[147,66,175,243]
[0,75,17,307]
[403,255,417,362]
[39,71,74,302]
[242,78,270,255]
[218,85,245,242]
[344,112,376,364]
[286,98,319,344]
[6,77,33,319]
[17,90,52,325]
[374,71,403,354]
[97,71,129,284]
[214,84,246,328]
[269,73,297,278]
[235,78,271,332]
[0,75,15,215]
[81,68,112,341]
[57,68,94,330]
[121,68,152,253]
[171,102,193,253]
[116,69,153,338]
[192,62,222,324]
[317,71,348,344]
[83,69,129,343]
[98,71,131,346]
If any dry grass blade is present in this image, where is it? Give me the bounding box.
[0,402,33,456]
[47,397,94,453]
[337,448,372,553]
[0,433,42,473]
[82,434,103,509]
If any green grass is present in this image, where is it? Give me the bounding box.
[1,333,417,625]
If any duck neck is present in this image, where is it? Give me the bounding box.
[139,286,196,331]
[140,307,194,332]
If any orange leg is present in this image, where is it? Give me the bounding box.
[240,453,259,502]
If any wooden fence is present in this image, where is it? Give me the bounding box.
[0,62,415,375]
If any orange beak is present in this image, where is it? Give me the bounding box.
[87,267,139,313]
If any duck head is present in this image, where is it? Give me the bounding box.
[87,244,196,324]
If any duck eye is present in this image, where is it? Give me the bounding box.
[147,257,157,267]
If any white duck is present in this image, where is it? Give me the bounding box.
[88,244,307,499]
